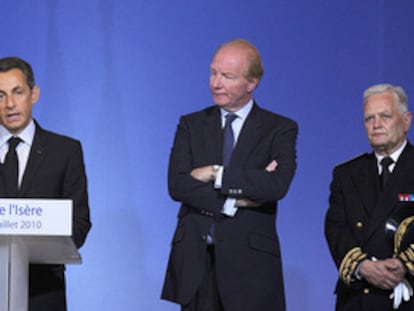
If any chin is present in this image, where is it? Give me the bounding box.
[214,102,229,108]
[372,144,388,152]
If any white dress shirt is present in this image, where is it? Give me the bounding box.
[0,119,35,187]
[215,99,254,216]
[375,140,407,174]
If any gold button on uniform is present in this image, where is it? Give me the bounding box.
[363,288,370,294]
[356,222,363,228]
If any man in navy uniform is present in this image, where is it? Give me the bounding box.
[325,83,414,310]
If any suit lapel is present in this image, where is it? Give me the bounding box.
[386,144,414,195]
[0,163,6,197]
[18,126,47,196]
[203,107,222,164]
[365,144,414,241]
[229,104,263,166]
[352,154,380,217]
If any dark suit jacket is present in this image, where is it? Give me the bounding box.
[0,122,91,311]
[162,103,298,311]
[325,143,414,311]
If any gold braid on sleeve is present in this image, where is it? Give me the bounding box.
[339,247,367,285]
[395,216,414,275]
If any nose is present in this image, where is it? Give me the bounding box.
[372,116,382,128]
[210,75,222,89]
[5,98,11,107]
[4,96,16,109]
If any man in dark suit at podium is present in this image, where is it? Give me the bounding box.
[162,39,298,311]
[0,57,91,311]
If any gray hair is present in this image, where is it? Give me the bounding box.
[363,83,408,114]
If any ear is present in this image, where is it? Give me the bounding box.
[30,85,40,105]
[403,111,412,133]
[246,78,259,93]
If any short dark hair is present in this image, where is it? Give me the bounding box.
[0,57,35,89]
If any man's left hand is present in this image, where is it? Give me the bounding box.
[190,165,217,182]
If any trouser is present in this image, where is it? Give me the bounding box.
[182,245,224,311]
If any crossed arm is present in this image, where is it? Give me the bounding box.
[190,160,278,207]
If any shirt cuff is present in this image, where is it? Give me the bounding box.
[221,198,237,217]
[214,166,224,189]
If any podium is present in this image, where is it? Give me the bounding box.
[0,199,80,311]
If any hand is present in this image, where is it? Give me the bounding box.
[190,165,218,183]
[360,258,406,290]
[236,198,260,208]
[266,160,278,172]
[236,160,279,208]
[385,258,407,279]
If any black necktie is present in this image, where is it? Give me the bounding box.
[4,137,21,197]
[380,156,393,190]
[222,113,237,167]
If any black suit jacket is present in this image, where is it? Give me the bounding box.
[162,103,298,311]
[0,122,91,311]
[325,143,414,311]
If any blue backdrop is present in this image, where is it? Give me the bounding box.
[1,0,414,310]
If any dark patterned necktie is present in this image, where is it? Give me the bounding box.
[4,137,22,197]
[380,156,393,190]
[207,113,238,244]
[222,113,237,167]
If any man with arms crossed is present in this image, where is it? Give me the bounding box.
[162,39,298,311]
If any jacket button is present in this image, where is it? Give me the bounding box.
[356,222,363,228]
[363,288,369,294]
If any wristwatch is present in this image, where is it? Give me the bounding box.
[211,165,220,180]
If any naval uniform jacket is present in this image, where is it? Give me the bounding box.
[161,103,298,311]
[325,143,414,311]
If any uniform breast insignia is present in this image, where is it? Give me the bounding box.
[398,193,414,202]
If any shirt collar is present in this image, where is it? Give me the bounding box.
[375,139,407,167]
[220,99,254,120]
[0,119,36,147]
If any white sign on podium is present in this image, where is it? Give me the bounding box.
[0,199,81,311]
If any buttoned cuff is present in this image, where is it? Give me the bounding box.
[221,198,237,217]
[339,247,368,285]
[398,246,414,275]
[214,166,224,189]
[394,216,414,275]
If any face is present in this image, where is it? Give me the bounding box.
[209,46,258,112]
[364,91,412,155]
[0,69,38,134]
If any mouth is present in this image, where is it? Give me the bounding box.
[6,112,20,122]
[371,132,387,141]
